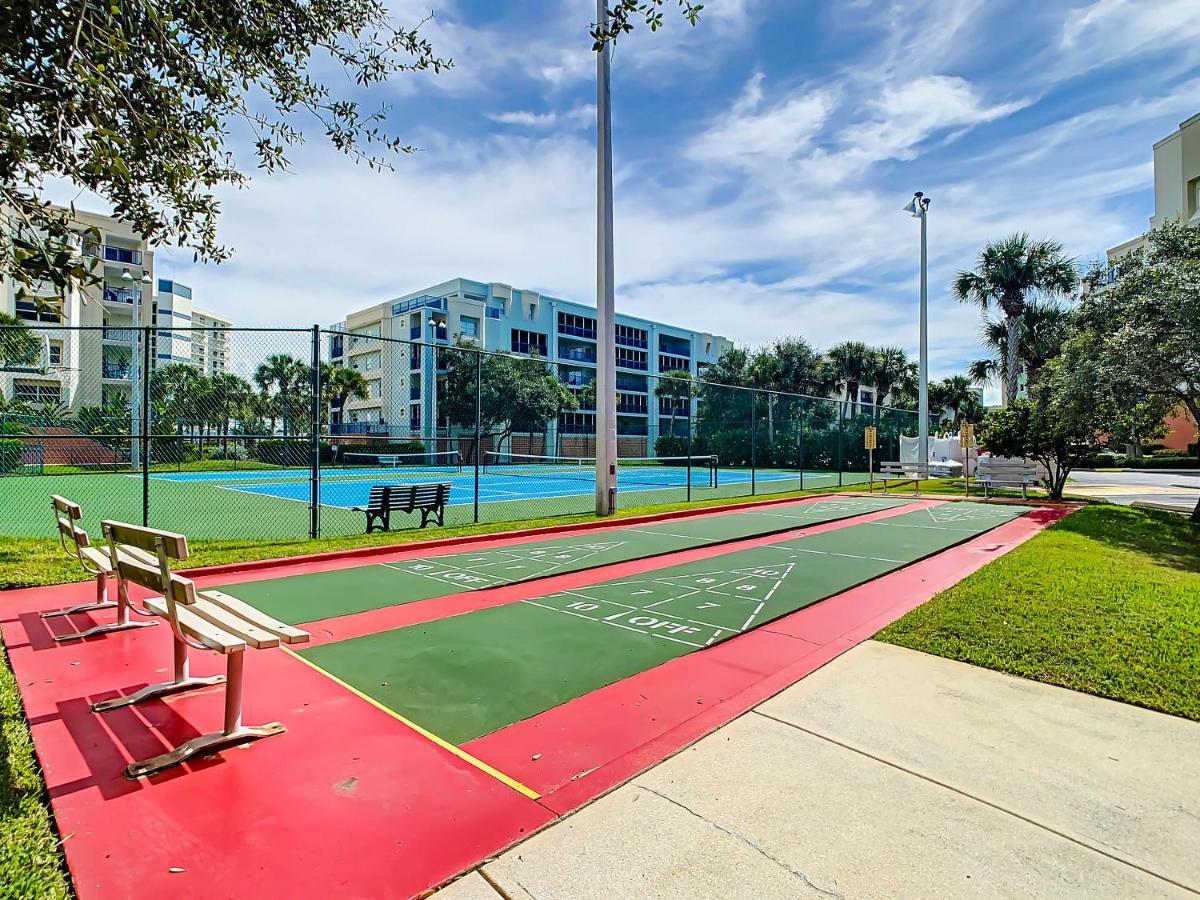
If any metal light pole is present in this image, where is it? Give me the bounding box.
[905,192,931,475]
[124,268,152,469]
[594,0,617,515]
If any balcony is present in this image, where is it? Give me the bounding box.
[329,422,392,436]
[616,402,648,415]
[616,354,648,372]
[102,362,131,380]
[86,243,143,266]
[102,327,136,343]
[558,323,596,340]
[102,286,141,305]
[615,375,646,392]
[559,346,596,364]
[615,333,648,350]
[659,335,691,354]
[659,354,691,373]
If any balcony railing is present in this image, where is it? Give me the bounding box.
[659,354,691,372]
[102,286,141,305]
[615,376,646,392]
[102,362,131,379]
[86,243,143,266]
[102,327,136,343]
[558,323,597,340]
[659,339,691,357]
[616,402,648,414]
[616,355,648,371]
[559,347,596,363]
[329,423,392,436]
[616,334,648,349]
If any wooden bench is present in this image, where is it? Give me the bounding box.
[877,461,929,495]
[91,521,310,779]
[976,458,1041,500]
[42,495,159,642]
[352,482,451,532]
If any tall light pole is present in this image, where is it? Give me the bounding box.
[904,191,931,474]
[594,0,617,515]
[123,267,152,469]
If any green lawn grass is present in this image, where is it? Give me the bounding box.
[1,643,70,899]
[877,504,1200,721]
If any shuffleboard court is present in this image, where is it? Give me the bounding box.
[222,495,910,624]
[297,501,1032,744]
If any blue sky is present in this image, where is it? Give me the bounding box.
[132,0,1200,402]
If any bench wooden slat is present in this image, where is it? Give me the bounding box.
[198,590,310,645]
[80,546,113,572]
[143,596,246,652]
[102,520,188,558]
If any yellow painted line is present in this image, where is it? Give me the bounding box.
[282,647,541,800]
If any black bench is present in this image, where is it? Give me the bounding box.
[353,482,451,532]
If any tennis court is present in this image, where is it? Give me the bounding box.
[0,449,868,540]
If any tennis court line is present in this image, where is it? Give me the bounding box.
[283,647,540,800]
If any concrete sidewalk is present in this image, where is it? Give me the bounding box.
[441,642,1200,899]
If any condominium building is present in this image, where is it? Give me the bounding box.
[1107,111,1200,262]
[1104,112,1199,451]
[328,277,733,452]
[1,206,235,411]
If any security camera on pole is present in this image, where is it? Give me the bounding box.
[904,191,932,480]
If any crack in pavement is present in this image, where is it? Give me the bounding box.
[635,784,844,898]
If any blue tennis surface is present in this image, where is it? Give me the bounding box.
[149,464,842,509]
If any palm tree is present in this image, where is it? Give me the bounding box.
[932,375,983,427]
[953,234,1078,406]
[324,365,369,427]
[825,340,876,417]
[973,300,1073,402]
[254,354,306,436]
[871,346,914,412]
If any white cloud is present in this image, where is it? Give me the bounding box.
[488,110,559,128]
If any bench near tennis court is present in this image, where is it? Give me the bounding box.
[1,492,1066,898]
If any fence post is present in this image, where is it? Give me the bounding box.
[837,409,844,488]
[141,325,151,526]
[474,349,482,524]
[750,391,757,496]
[309,325,321,539]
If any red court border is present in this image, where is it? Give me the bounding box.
[1,498,1071,898]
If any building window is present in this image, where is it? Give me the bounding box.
[409,405,421,429]
[13,380,61,404]
[615,324,648,349]
[48,342,62,366]
[557,312,596,339]
[460,316,479,338]
[511,329,548,356]
[659,354,690,373]
[559,412,595,434]
[615,347,648,370]
[528,303,536,321]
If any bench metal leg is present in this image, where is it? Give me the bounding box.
[92,634,223,712]
[43,571,118,619]
[52,578,157,643]
[124,652,284,779]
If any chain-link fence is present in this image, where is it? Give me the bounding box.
[1,324,924,545]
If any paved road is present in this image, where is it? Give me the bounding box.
[439,642,1200,899]
[1066,469,1199,515]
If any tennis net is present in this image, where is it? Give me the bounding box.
[338,449,463,473]
[482,451,717,488]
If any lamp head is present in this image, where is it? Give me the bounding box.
[904,191,930,217]
[120,268,132,282]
